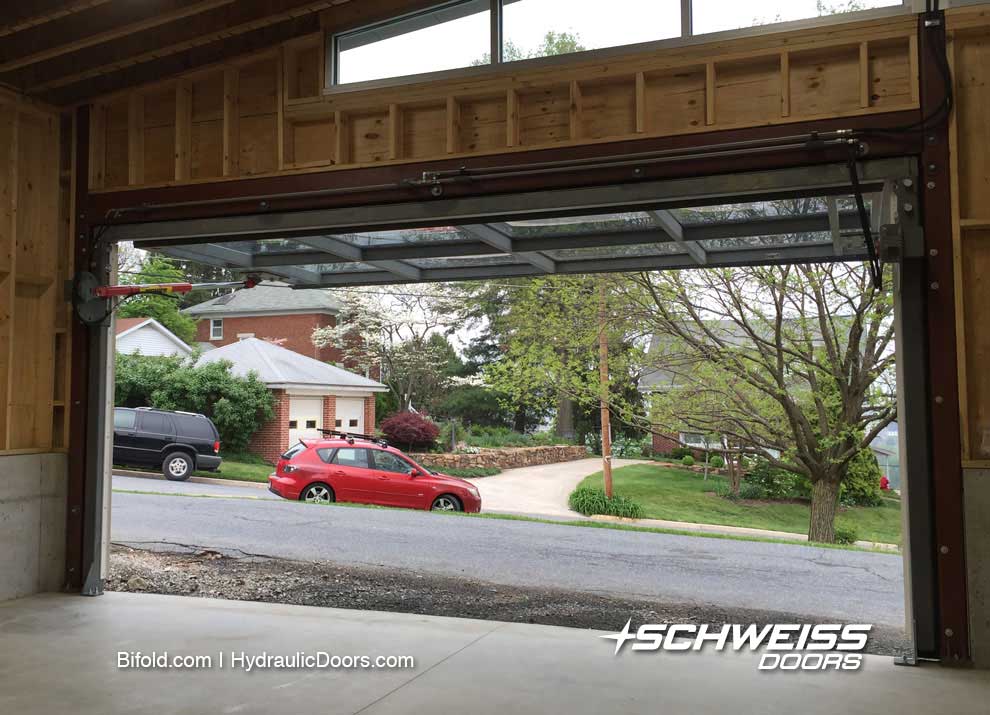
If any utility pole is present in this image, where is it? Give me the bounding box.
[598,280,613,498]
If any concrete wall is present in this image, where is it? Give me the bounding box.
[0,452,66,600]
[964,468,990,667]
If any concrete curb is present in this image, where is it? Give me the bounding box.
[113,469,269,490]
[587,514,899,551]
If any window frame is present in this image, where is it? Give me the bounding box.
[210,318,223,340]
[325,0,912,94]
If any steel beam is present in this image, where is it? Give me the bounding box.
[101,160,906,245]
[648,209,706,264]
[291,235,423,279]
[164,243,322,284]
[460,223,556,273]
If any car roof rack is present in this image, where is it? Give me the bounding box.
[317,429,389,448]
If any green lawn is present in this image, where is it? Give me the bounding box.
[577,464,902,545]
[196,452,273,482]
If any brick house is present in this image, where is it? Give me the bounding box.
[196,338,388,463]
[183,281,347,364]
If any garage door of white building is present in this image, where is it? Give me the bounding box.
[288,397,323,444]
[335,397,365,434]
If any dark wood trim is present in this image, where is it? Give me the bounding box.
[918,11,970,664]
[65,104,90,591]
[84,110,923,223]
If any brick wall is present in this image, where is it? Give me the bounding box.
[249,390,290,464]
[651,431,680,455]
[322,396,336,433]
[195,313,344,363]
[364,395,376,431]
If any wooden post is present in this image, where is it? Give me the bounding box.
[598,280,613,498]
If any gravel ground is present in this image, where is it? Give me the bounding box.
[107,544,910,656]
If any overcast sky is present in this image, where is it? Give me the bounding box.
[339,0,901,83]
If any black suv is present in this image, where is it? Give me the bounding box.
[113,407,222,481]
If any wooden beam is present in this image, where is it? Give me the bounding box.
[0,1,112,38]
[174,79,191,181]
[446,95,459,154]
[127,92,143,185]
[88,102,106,189]
[41,14,321,106]
[859,41,870,109]
[21,0,335,96]
[780,51,790,118]
[635,71,646,133]
[569,80,583,141]
[909,33,919,105]
[506,89,519,147]
[222,68,238,176]
[705,62,716,126]
[334,110,349,164]
[0,0,236,75]
[388,103,402,160]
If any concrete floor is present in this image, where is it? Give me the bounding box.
[0,593,987,714]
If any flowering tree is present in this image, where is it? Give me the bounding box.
[311,286,461,412]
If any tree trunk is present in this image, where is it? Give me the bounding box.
[726,452,740,497]
[555,394,576,440]
[808,478,841,543]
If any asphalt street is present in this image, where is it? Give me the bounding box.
[111,476,906,627]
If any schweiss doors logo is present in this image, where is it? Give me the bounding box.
[602,621,871,671]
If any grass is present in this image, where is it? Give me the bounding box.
[115,452,274,483]
[110,488,889,553]
[576,464,902,545]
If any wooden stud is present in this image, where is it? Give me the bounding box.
[569,80,583,140]
[705,62,716,126]
[127,92,144,185]
[635,71,646,133]
[222,68,239,176]
[174,80,192,181]
[334,110,349,165]
[506,89,519,147]
[780,51,790,118]
[909,33,920,105]
[446,96,460,154]
[388,103,402,160]
[276,51,285,169]
[859,41,870,109]
[2,107,17,450]
[87,103,106,189]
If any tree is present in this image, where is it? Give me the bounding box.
[311,286,461,412]
[619,260,895,543]
[116,256,198,344]
[472,30,586,66]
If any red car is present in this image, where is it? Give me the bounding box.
[268,434,481,513]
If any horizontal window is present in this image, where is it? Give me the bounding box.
[691,0,903,36]
[328,0,907,90]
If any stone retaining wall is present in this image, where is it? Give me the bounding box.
[410,445,588,470]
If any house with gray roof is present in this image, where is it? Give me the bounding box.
[183,282,345,363]
[197,337,387,463]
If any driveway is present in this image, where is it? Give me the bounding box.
[468,457,648,517]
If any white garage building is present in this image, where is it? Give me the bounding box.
[195,337,387,462]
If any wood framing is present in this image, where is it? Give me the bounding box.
[0,90,73,454]
[82,13,921,192]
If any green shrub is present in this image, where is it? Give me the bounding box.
[612,436,647,458]
[568,486,644,519]
[681,455,695,467]
[423,465,501,478]
[741,460,807,500]
[709,455,725,469]
[833,525,860,545]
[670,446,693,460]
[438,386,512,428]
[713,480,739,501]
[115,354,274,453]
[840,449,884,507]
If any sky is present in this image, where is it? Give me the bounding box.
[338,0,902,84]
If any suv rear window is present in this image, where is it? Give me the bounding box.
[174,414,216,440]
[138,412,173,435]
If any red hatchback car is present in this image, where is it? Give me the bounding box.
[268,434,481,513]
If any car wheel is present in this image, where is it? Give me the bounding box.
[163,452,193,481]
[431,495,462,512]
[301,483,335,505]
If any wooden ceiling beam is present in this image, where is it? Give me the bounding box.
[0,0,113,38]
[14,0,347,95]
[0,0,236,74]
[41,13,323,106]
